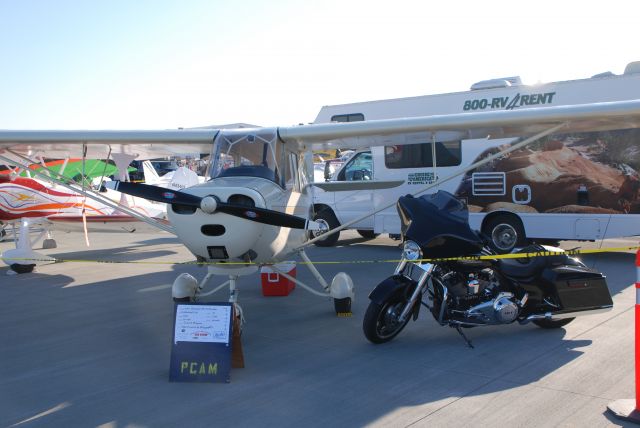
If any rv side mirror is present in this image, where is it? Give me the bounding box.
[324,161,331,181]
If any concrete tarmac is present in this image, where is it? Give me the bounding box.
[0,230,639,427]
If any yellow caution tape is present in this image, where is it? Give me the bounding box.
[1,245,639,267]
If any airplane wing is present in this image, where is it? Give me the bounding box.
[278,100,640,151]
[1,100,640,156]
[0,129,221,159]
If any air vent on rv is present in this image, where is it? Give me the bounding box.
[470,76,522,90]
[624,61,640,75]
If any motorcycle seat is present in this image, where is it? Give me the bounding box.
[497,256,548,279]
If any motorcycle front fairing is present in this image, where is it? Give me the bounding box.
[397,191,485,258]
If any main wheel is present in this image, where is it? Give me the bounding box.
[10,263,35,274]
[532,318,575,329]
[310,209,340,247]
[363,295,412,344]
[357,229,379,240]
[483,215,526,253]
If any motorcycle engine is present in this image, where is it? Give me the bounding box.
[485,293,520,324]
[440,268,498,309]
[439,267,519,325]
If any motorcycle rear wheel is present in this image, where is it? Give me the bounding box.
[532,317,575,329]
[363,295,412,344]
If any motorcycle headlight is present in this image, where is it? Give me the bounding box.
[402,240,422,261]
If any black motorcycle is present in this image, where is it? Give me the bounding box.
[363,191,613,346]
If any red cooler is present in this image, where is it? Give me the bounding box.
[260,262,296,296]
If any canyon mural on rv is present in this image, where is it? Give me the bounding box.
[455,129,640,215]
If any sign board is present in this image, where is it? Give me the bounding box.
[169,302,233,383]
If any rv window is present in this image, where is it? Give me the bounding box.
[384,141,462,169]
[331,113,365,122]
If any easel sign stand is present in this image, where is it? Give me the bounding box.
[169,302,243,383]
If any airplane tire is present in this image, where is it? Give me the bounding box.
[334,297,352,315]
[357,230,380,240]
[311,210,340,247]
[10,263,35,274]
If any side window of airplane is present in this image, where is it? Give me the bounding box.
[384,141,462,168]
[338,152,373,181]
[286,151,308,192]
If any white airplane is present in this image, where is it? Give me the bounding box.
[1,100,639,317]
[141,159,205,189]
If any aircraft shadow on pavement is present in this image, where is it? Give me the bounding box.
[0,269,74,288]
[132,236,181,246]
[45,247,178,263]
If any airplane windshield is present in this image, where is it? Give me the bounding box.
[209,128,284,186]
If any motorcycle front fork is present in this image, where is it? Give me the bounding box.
[396,261,435,324]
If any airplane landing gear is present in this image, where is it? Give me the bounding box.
[2,220,54,274]
[10,263,35,274]
[334,297,352,315]
[171,270,247,368]
[329,272,354,315]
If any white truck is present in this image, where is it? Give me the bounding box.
[310,62,640,251]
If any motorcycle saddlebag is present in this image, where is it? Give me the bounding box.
[548,266,613,313]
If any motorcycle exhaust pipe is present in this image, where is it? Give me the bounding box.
[519,312,552,325]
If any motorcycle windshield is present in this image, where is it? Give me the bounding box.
[397,191,484,258]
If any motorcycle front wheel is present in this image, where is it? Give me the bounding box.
[363,294,412,344]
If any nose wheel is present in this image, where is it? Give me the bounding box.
[334,297,352,316]
[329,272,354,316]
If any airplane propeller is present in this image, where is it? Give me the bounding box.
[105,181,325,230]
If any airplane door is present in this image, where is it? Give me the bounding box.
[333,152,374,229]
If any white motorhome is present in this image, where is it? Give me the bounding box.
[311,62,640,250]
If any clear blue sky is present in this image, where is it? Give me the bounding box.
[1,0,638,129]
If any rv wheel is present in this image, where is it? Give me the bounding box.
[310,209,340,247]
[483,215,525,253]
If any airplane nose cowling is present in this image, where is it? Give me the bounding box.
[167,188,266,262]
